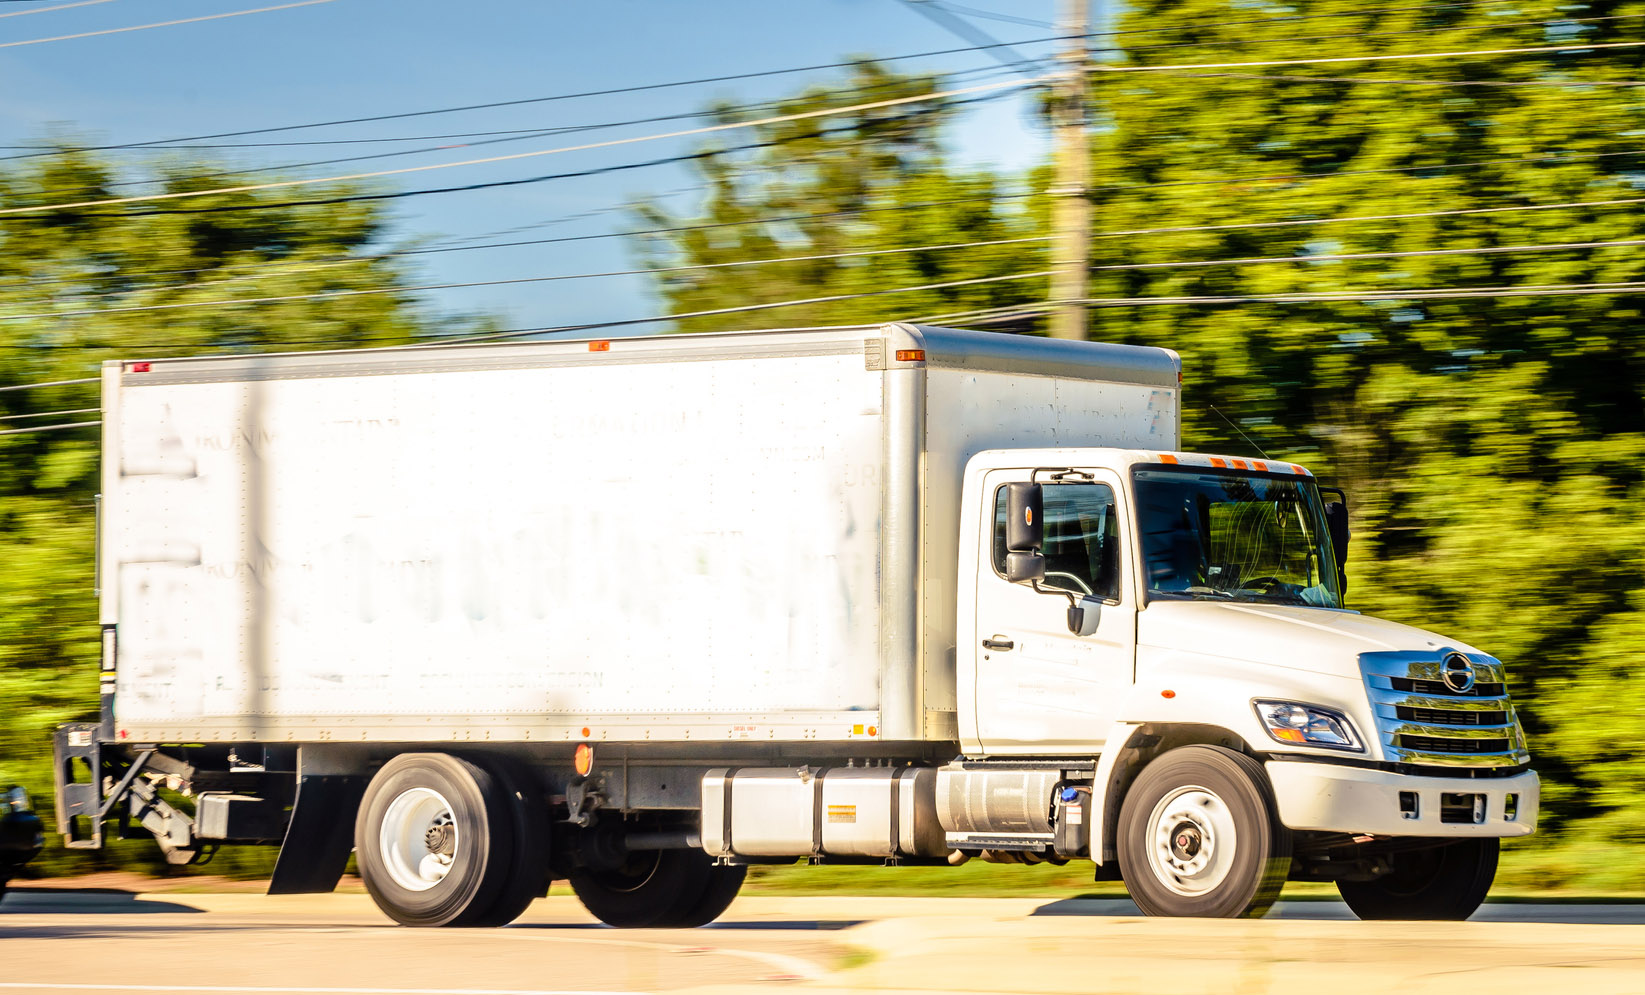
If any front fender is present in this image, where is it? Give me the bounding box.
[1118,645,1374,760]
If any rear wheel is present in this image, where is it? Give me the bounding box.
[1336,838,1498,920]
[569,847,744,928]
[465,760,549,927]
[356,753,516,927]
[1116,745,1291,918]
[666,860,747,928]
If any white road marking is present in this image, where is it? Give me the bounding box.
[494,930,826,982]
[0,985,648,995]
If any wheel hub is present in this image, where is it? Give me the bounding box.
[379,786,459,893]
[1171,823,1202,860]
[1145,785,1239,897]
[425,822,456,856]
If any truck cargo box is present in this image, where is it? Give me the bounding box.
[101,323,1178,745]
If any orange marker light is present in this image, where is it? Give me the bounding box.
[895,349,925,362]
[1159,454,1179,464]
[588,340,611,352]
[867,725,878,737]
[574,743,594,778]
[1161,689,1177,699]
[581,726,591,738]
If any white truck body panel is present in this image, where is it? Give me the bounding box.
[101,324,1180,745]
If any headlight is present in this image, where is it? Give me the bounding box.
[1252,700,1363,752]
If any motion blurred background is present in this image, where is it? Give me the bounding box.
[1,0,1641,892]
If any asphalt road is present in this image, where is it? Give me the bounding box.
[2,890,1642,994]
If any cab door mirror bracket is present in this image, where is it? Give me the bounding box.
[1003,479,1100,634]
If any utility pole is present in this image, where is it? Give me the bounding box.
[1048,0,1091,340]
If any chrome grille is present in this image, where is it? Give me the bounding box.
[1361,651,1530,769]
[1395,706,1508,726]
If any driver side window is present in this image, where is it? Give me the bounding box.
[991,483,1121,601]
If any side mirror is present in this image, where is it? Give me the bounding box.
[1319,487,1350,594]
[1003,482,1045,587]
[1004,551,1046,584]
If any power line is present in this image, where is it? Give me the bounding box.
[0,76,1044,218]
[1091,237,1645,274]
[0,270,1056,360]
[0,406,98,421]
[1094,39,1645,74]
[442,269,1056,345]
[0,0,336,50]
[1169,70,1645,90]
[0,186,1031,293]
[0,92,1020,225]
[4,163,1636,301]
[923,1,1054,30]
[1095,196,1645,240]
[0,420,98,437]
[0,0,119,18]
[0,237,1053,319]
[913,279,1645,323]
[1122,12,1645,57]
[0,376,97,392]
[899,0,1052,77]
[0,42,1051,165]
[47,64,1028,197]
[0,1,1527,164]
[1077,281,1645,305]
[1099,149,1644,196]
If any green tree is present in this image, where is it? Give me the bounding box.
[634,61,1049,331]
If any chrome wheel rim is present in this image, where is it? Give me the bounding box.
[380,787,458,892]
[1145,785,1238,897]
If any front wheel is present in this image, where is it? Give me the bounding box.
[1116,745,1292,918]
[1336,838,1498,920]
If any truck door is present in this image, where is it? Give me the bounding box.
[973,468,1137,755]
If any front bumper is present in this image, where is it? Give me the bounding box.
[1266,760,1538,837]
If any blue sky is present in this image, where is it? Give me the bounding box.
[0,0,1073,338]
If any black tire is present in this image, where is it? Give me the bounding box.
[1336,838,1498,921]
[465,758,550,928]
[355,753,516,927]
[1116,745,1292,918]
[665,861,747,928]
[569,847,741,928]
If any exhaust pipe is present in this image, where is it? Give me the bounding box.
[620,830,702,851]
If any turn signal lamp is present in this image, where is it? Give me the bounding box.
[895,349,925,362]
[573,743,594,779]
[588,340,611,352]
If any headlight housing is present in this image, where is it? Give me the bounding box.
[1252,700,1363,752]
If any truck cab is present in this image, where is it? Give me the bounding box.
[953,446,1537,917]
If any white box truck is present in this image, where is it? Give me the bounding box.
[54,323,1537,926]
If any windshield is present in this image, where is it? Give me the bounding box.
[1133,466,1342,608]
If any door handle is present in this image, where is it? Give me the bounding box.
[981,635,1015,652]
